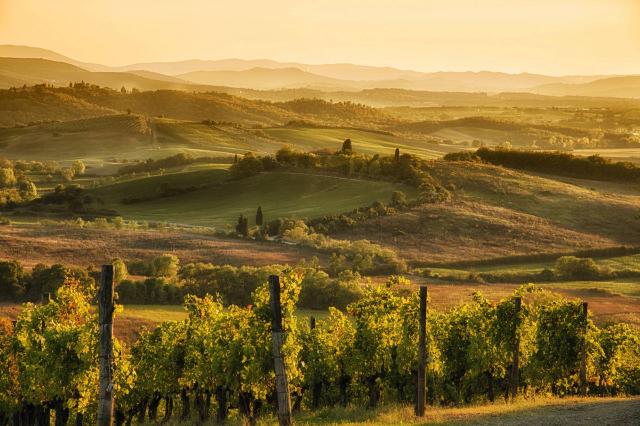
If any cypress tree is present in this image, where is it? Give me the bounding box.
[395,147,400,162]
[234,154,239,164]
[236,214,249,236]
[256,206,263,226]
[242,216,249,236]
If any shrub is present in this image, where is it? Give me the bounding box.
[151,254,180,280]
[443,151,482,162]
[554,256,602,280]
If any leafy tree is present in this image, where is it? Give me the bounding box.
[230,153,263,178]
[0,168,16,188]
[0,260,25,300]
[554,256,602,280]
[17,179,38,200]
[71,160,86,176]
[236,214,249,237]
[391,190,407,207]
[255,206,263,227]
[27,263,94,301]
[60,167,75,182]
[112,258,129,284]
[151,254,180,280]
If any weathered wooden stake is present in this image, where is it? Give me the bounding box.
[415,286,427,417]
[580,301,588,396]
[269,275,293,426]
[97,265,115,426]
[510,297,521,401]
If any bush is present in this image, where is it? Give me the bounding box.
[443,151,482,162]
[151,254,180,280]
[0,260,25,300]
[554,256,602,280]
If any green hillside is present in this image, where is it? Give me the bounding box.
[0,114,153,163]
[331,160,640,263]
[90,168,416,227]
[259,126,460,158]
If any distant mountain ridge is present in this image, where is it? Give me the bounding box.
[0,44,634,97]
[532,76,640,99]
[177,67,353,90]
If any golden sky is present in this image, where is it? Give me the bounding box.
[1,0,638,75]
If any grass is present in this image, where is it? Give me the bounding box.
[146,397,640,425]
[333,160,640,264]
[259,126,461,159]
[90,168,417,227]
[289,397,640,425]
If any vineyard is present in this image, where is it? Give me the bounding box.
[1,269,639,425]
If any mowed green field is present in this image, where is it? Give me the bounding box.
[90,166,417,227]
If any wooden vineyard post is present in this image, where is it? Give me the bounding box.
[415,286,427,417]
[309,316,316,330]
[269,275,293,426]
[580,302,588,396]
[510,297,521,401]
[97,265,115,426]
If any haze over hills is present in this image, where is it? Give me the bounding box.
[0,57,219,92]
[532,76,640,99]
[177,67,353,90]
[1,44,631,97]
[0,44,110,72]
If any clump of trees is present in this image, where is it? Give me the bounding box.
[0,261,94,302]
[0,161,39,207]
[117,153,232,175]
[117,258,364,309]
[473,148,640,182]
[231,145,450,203]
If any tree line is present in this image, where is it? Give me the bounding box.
[445,148,640,182]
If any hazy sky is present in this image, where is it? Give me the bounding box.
[1,0,639,75]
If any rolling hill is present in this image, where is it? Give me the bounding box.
[89,167,417,227]
[0,114,153,162]
[0,44,110,72]
[0,57,219,92]
[331,160,640,263]
[178,67,353,90]
[1,45,620,94]
[532,76,640,99]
